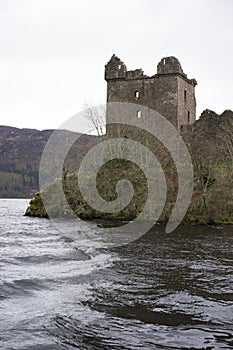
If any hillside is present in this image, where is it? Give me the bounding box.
[0,126,99,198]
[25,110,233,225]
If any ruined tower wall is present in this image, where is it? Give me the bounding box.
[177,77,196,130]
[105,55,197,133]
[150,75,179,127]
[106,76,179,128]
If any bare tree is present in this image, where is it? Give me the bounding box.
[193,158,216,217]
[83,103,106,136]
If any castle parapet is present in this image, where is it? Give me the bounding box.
[105,54,127,81]
[105,54,197,131]
[157,56,185,75]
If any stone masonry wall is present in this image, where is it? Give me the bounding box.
[105,55,197,133]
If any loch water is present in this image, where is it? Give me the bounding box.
[0,199,233,350]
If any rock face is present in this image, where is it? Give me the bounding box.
[24,193,48,218]
[193,109,233,134]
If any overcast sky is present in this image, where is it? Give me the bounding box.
[0,0,232,132]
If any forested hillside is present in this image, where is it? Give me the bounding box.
[0,126,98,198]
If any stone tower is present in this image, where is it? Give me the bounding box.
[105,55,197,132]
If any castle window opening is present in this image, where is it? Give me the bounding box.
[118,64,121,69]
[135,91,139,100]
[188,111,190,123]
[137,110,142,119]
[184,90,187,102]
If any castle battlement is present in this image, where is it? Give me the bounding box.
[105,55,197,132]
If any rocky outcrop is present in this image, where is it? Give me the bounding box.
[25,110,233,225]
[193,109,233,134]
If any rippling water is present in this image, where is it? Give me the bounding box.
[1,199,233,349]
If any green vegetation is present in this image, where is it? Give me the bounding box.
[25,158,233,225]
[25,192,48,217]
[0,101,232,227]
[0,125,99,198]
[0,164,39,197]
[0,171,23,196]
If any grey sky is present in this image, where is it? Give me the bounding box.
[0,0,232,132]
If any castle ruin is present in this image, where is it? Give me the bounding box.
[105,55,197,132]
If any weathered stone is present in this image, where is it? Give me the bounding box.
[105,55,197,132]
[193,109,233,134]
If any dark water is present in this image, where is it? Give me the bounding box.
[1,199,233,350]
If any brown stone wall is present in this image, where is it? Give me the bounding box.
[106,75,179,128]
[150,75,178,127]
[105,55,197,133]
[177,76,196,130]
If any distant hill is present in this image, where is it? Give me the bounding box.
[0,126,99,198]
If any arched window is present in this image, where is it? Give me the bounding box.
[135,91,139,100]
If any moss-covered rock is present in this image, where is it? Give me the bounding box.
[24,193,48,218]
[25,127,233,226]
[25,158,233,225]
